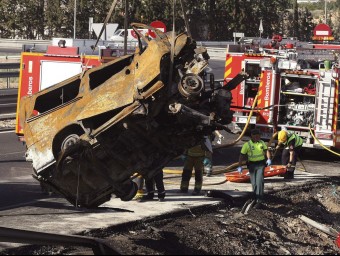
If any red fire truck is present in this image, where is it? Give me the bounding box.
[224,40,340,150]
[15,38,135,139]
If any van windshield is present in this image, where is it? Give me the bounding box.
[113,30,123,36]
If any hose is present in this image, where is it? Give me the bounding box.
[163,89,261,186]
[162,161,247,186]
[308,124,340,157]
[214,93,259,150]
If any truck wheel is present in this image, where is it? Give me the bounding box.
[120,181,138,202]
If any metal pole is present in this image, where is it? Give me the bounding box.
[7,68,9,88]
[325,0,327,24]
[124,0,128,55]
[89,17,93,39]
[73,0,77,39]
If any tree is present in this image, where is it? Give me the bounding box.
[0,0,328,41]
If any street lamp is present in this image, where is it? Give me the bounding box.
[74,0,77,39]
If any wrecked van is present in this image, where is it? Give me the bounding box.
[19,23,236,208]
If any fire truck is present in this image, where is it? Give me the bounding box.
[15,38,135,139]
[224,39,340,151]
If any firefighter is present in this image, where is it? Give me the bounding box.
[276,130,303,179]
[237,129,272,209]
[141,169,166,202]
[180,144,210,195]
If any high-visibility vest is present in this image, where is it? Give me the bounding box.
[285,133,303,147]
[241,140,267,162]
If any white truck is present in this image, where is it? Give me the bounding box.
[110,28,149,42]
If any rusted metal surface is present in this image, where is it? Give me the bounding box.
[19,23,237,208]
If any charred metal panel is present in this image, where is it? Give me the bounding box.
[20,23,237,208]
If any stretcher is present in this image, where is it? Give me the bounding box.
[225,165,287,183]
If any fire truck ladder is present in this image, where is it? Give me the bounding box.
[315,80,335,131]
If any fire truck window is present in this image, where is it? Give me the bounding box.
[33,79,81,113]
[245,63,261,79]
[89,57,132,90]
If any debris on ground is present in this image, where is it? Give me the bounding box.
[2,178,339,255]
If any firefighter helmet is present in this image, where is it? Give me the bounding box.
[278,130,288,144]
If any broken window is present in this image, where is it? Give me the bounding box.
[34,78,81,113]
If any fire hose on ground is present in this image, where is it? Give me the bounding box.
[162,91,305,186]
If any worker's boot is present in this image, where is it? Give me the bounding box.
[192,182,202,195]
[284,168,294,179]
[158,191,166,202]
[133,189,145,202]
[180,180,189,193]
[141,192,154,201]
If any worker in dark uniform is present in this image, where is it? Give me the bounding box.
[277,130,303,179]
[237,129,272,209]
[180,144,209,195]
[142,169,166,202]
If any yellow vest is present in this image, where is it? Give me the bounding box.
[285,133,303,147]
[241,140,267,162]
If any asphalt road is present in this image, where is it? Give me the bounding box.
[0,131,46,209]
[0,130,338,211]
[0,128,339,252]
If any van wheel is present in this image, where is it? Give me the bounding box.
[61,134,80,151]
[52,126,84,159]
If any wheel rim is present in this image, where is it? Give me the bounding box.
[61,134,80,151]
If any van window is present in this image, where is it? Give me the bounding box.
[33,79,81,113]
[89,57,132,90]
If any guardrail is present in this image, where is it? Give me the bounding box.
[0,39,232,50]
[0,62,20,90]
[0,88,17,120]
[0,62,20,79]
[0,39,51,52]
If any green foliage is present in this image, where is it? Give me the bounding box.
[0,0,338,41]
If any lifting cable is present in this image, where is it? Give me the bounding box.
[80,0,119,79]
[167,0,176,90]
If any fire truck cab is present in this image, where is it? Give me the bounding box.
[225,40,340,150]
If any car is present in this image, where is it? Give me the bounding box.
[19,23,236,208]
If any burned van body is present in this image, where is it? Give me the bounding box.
[19,23,236,208]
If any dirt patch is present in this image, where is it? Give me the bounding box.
[2,178,339,255]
